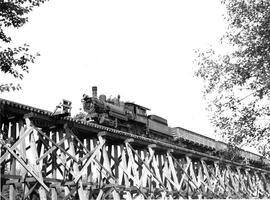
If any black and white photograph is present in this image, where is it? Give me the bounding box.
[1,0,270,199]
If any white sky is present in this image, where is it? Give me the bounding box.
[1,0,226,138]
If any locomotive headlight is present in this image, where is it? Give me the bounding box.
[82,94,89,102]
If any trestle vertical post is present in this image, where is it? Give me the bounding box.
[19,121,29,199]
[9,122,16,200]
[69,135,86,200]
[51,131,57,200]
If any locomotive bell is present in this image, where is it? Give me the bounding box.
[92,86,97,98]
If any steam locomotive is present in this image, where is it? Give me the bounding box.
[81,86,172,140]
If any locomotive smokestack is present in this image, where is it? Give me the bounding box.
[92,86,97,98]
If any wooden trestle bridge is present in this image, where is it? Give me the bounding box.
[1,98,270,199]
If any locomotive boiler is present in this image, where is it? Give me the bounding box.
[81,86,172,139]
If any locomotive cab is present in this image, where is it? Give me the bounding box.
[125,102,149,124]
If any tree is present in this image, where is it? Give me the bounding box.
[0,0,47,92]
[194,0,270,158]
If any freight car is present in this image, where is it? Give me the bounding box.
[170,127,220,150]
[82,86,171,140]
[171,127,270,166]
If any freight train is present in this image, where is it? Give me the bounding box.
[81,86,268,165]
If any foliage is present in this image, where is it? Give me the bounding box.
[0,0,47,93]
[73,111,87,122]
[194,0,270,158]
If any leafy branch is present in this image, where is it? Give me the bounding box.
[0,0,47,93]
